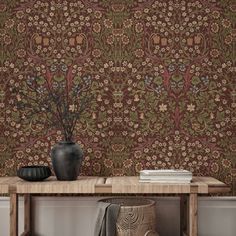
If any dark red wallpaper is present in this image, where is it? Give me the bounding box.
[0,0,235,194]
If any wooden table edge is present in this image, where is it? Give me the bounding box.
[0,176,231,195]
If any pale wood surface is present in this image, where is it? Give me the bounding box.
[10,193,18,236]
[104,176,228,194]
[106,176,191,193]
[194,176,226,186]
[14,176,104,193]
[0,176,228,236]
[192,177,229,193]
[0,177,19,193]
[188,193,198,236]
[0,176,228,194]
[191,177,208,193]
[95,184,112,193]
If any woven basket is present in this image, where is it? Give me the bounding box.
[101,198,159,236]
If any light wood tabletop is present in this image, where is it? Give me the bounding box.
[0,176,229,194]
[0,176,104,194]
[0,176,230,236]
[95,176,229,194]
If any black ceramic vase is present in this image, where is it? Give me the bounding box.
[51,141,84,181]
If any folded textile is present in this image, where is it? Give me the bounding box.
[94,202,111,236]
[94,201,120,236]
[104,203,120,236]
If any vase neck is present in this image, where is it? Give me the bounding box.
[59,141,75,145]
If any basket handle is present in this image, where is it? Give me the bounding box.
[144,230,159,236]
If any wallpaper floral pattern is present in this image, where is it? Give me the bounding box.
[0,0,235,194]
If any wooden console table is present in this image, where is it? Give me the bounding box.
[0,176,230,236]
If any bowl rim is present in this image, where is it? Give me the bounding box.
[19,165,50,169]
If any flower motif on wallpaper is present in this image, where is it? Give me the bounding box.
[1,0,236,194]
[16,72,92,141]
[187,104,195,112]
[27,1,93,68]
[159,104,167,112]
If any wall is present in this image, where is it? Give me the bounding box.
[0,0,235,194]
[0,197,236,236]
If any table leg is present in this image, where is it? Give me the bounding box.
[10,193,18,236]
[188,193,198,236]
[180,195,187,236]
[24,194,32,235]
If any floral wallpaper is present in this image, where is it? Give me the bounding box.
[0,0,235,194]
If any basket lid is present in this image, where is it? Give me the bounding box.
[100,198,155,207]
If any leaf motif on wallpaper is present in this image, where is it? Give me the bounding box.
[1,0,235,194]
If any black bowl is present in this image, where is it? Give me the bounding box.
[17,166,51,181]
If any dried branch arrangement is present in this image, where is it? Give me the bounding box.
[17,73,92,141]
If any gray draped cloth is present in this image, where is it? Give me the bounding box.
[94,201,120,236]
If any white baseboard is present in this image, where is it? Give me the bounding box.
[0,197,235,236]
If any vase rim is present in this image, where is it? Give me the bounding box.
[58,141,75,144]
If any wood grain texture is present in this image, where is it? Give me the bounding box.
[196,176,228,186]
[0,177,20,193]
[0,176,229,194]
[95,184,112,193]
[106,176,191,194]
[105,176,228,194]
[10,193,18,236]
[116,199,157,236]
[0,175,229,236]
[24,194,31,234]
[191,177,209,193]
[208,186,231,193]
[0,178,9,193]
[192,176,230,193]
[188,194,198,236]
[15,176,104,193]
